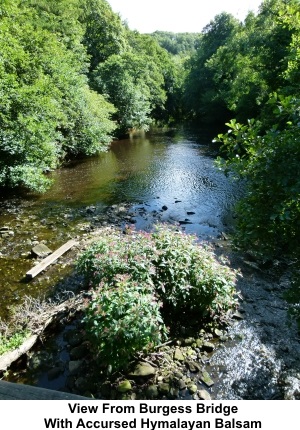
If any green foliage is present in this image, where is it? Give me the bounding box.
[81,0,128,70]
[126,31,184,124]
[77,225,237,369]
[184,12,240,123]
[0,330,30,356]
[151,226,237,318]
[184,0,300,124]
[83,278,167,371]
[215,95,300,256]
[0,0,116,192]
[92,52,153,134]
[0,0,188,190]
[150,31,200,56]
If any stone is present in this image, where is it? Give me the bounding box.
[195,338,203,348]
[177,379,186,390]
[202,341,214,353]
[214,329,223,337]
[31,243,52,258]
[184,337,194,346]
[47,367,63,381]
[146,385,159,399]
[174,348,185,361]
[162,205,168,211]
[169,387,179,398]
[188,384,198,394]
[65,331,84,347]
[0,226,10,232]
[198,389,211,400]
[69,344,89,360]
[117,380,132,393]
[173,371,184,379]
[86,206,96,214]
[186,361,201,373]
[68,360,83,375]
[232,311,244,320]
[129,362,156,377]
[28,355,44,370]
[117,206,127,214]
[200,371,214,388]
[158,383,170,394]
[187,211,196,215]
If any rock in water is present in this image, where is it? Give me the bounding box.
[31,243,52,258]
[200,371,214,387]
[198,389,211,400]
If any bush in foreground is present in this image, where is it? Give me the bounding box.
[77,225,237,369]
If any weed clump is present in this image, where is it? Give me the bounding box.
[77,225,238,370]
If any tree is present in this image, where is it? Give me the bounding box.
[92,53,154,134]
[81,0,128,71]
[0,0,115,191]
[215,94,300,257]
[184,13,240,123]
[150,31,200,56]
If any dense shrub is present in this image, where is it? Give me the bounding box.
[215,95,300,257]
[77,225,237,369]
[83,277,168,370]
[0,0,118,192]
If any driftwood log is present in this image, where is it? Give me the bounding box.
[0,294,85,372]
[26,239,78,279]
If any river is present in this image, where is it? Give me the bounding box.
[0,127,240,320]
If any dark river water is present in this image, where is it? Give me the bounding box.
[0,127,240,320]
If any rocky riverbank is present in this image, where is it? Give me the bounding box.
[2,215,300,400]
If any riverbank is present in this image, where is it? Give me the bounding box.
[2,223,300,400]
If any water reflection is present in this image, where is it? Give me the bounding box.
[0,128,241,318]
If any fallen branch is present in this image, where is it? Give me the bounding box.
[0,294,85,372]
